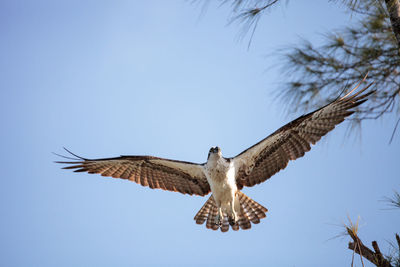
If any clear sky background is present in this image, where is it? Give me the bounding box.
[1,1,399,266]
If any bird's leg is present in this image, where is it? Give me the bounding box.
[215,207,223,226]
[228,199,238,226]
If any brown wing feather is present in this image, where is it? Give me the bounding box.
[57,152,210,196]
[234,81,374,188]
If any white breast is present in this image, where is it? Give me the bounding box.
[204,156,237,209]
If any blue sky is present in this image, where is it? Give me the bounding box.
[1,1,398,266]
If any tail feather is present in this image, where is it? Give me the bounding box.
[194,191,268,232]
[237,207,252,230]
[242,192,268,224]
[220,216,230,232]
[194,196,213,225]
[238,193,260,224]
[249,198,267,220]
[231,221,239,231]
[205,200,219,230]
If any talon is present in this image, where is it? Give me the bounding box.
[228,212,238,226]
[215,214,222,226]
[228,216,238,226]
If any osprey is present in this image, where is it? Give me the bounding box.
[57,80,373,232]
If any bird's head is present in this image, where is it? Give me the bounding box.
[208,146,222,160]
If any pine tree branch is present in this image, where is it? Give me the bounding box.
[384,0,400,55]
[347,227,394,267]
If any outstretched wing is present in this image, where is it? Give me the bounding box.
[56,149,210,196]
[233,79,374,189]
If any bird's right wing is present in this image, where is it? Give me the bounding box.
[233,78,374,189]
[56,149,211,196]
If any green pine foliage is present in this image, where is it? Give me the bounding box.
[279,0,399,126]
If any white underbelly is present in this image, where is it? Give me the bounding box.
[210,180,236,204]
[207,170,237,208]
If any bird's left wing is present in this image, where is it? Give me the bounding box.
[56,150,210,196]
[233,80,374,189]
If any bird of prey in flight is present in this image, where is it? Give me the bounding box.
[57,79,373,232]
